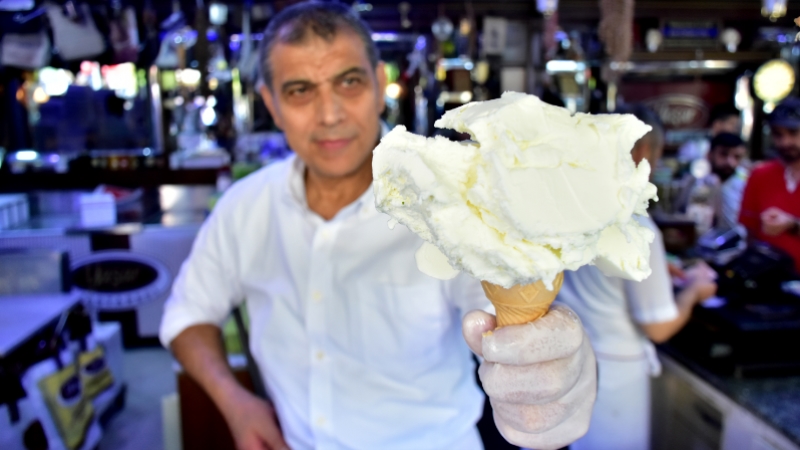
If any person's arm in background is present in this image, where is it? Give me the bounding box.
[626,222,717,344]
[639,275,717,343]
[160,195,289,450]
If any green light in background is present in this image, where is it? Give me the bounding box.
[161,71,177,91]
[384,63,400,83]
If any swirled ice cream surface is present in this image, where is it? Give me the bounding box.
[373,92,658,289]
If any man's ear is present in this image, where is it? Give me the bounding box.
[259,83,284,130]
[375,61,387,114]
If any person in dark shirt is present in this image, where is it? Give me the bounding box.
[675,133,749,231]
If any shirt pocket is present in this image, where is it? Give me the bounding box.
[355,282,453,370]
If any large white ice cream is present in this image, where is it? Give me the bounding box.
[373,92,658,289]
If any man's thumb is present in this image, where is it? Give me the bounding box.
[462,310,497,357]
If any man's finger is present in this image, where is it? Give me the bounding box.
[479,338,587,405]
[462,310,496,357]
[238,435,270,450]
[254,416,290,450]
[489,341,595,431]
[494,391,594,450]
[482,304,584,365]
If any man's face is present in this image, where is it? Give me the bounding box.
[260,30,387,179]
[770,125,800,164]
[708,145,746,181]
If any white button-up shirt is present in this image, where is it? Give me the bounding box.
[160,155,489,450]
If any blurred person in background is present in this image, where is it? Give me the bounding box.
[159,3,597,450]
[739,98,800,273]
[674,132,749,231]
[559,104,718,450]
[678,103,742,166]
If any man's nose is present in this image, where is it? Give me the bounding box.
[317,89,344,127]
[774,136,791,149]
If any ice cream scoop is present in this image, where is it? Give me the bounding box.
[374,92,658,326]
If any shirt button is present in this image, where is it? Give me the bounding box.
[319,230,331,240]
[316,416,326,427]
[315,350,326,361]
[311,290,323,302]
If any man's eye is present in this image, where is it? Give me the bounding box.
[289,86,308,96]
[342,77,361,87]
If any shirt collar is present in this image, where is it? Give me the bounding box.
[284,122,390,221]
[786,165,799,193]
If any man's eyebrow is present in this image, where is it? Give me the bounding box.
[279,67,369,92]
[331,67,368,80]
[280,79,315,93]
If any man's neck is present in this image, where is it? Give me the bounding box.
[788,159,800,179]
[305,155,373,221]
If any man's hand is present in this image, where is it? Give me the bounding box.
[688,278,718,304]
[169,325,290,450]
[462,305,597,450]
[761,207,797,236]
[221,388,289,450]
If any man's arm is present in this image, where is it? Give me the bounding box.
[639,280,716,343]
[160,185,288,450]
[171,324,289,450]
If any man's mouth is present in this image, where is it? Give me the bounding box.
[778,147,800,163]
[315,138,353,152]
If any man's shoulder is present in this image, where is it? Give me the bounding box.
[215,156,294,211]
[750,159,783,179]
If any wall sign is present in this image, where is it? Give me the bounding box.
[644,94,709,130]
[71,251,171,310]
[619,80,733,147]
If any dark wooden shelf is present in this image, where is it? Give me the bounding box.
[0,168,218,192]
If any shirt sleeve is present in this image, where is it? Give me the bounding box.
[624,224,679,325]
[159,198,246,348]
[738,168,761,235]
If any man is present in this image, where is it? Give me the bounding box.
[739,98,800,273]
[675,132,749,231]
[159,3,596,450]
[678,103,742,165]
[559,105,717,450]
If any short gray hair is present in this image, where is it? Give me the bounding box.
[258,1,380,90]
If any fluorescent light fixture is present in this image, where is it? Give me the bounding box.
[546,60,585,73]
[372,32,399,42]
[438,57,474,71]
[15,150,39,161]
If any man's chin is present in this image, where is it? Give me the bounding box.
[715,170,734,181]
[779,152,800,164]
[307,156,372,180]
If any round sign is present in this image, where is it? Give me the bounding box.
[71,251,172,310]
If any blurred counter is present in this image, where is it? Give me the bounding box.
[654,343,800,450]
[0,186,214,347]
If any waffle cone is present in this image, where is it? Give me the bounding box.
[481,272,564,327]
